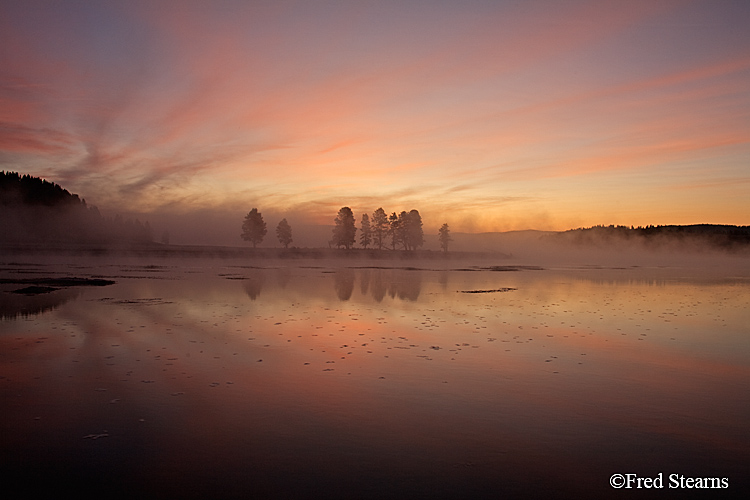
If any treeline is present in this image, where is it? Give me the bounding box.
[242,206,453,252]
[332,207,425,250]
[556,224,750,250]
[333,207,453,252]
[1,171,154,245]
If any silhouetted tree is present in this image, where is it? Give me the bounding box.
[332,207,357,249]
[394,211,419,250]
[438,223,452,252]
[388,212,402,250]
[404,209,424,250]
[276,218,293,248]
[360,213,372,249]
[384,210,424,251]
[241,208,267,248]
[372,207,388,250]
[399,211,410,249]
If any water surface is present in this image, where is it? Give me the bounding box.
[1,257,748,498]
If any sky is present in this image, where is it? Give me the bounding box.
[1,0,749,245]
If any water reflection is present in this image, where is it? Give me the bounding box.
[370,269,386,301]
[234,267,425,304]
[332,268,422,302]
[1,260,748,498]
[386,270,421,301]
[333,269,355,300]
[0,287,80,319]
[242,269,266,300]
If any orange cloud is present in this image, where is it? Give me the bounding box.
[1,1,748,236]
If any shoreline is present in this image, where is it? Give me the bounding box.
[0,242,511,261]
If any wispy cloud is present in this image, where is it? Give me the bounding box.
[1,0,748,237]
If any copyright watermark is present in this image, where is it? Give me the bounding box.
[610,473,729,489]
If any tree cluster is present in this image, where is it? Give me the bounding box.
[241,205,452,251]
[240,208,294,249]
[332,206,433,251]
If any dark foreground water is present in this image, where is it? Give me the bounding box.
[1,256,748,498]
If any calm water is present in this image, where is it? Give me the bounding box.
[1,257,749,498]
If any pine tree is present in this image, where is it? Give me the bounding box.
[438,223,452,252]
[371,207,388,250]
[388,212,400,250]
[276,218,293,248]
[404,209,424,250]
[360,213,372,249]
[332,207,357,249]
[241,208,267,248]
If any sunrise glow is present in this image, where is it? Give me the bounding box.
[2,0,749,242]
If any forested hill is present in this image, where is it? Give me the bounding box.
[1,171,153,246]
[0,172,84,207]
[553,224,750,250]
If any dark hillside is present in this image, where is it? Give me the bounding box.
[0,172,85,207]
[553,224,750,251]
[1,171,153,246]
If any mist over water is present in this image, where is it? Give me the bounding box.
[4,0,750,493]
[1,253,748,498]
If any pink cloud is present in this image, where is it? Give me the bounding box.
[1,1,748,233]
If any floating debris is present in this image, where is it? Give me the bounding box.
[10,286,59,295]
[484,265,544,271]
[460,288,517,294]
[0,277,115,287]
[100,298,173,305]
[83,432,109,440]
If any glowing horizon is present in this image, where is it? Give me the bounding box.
[1,0,749,241]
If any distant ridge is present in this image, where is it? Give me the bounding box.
[552,224,750,250]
